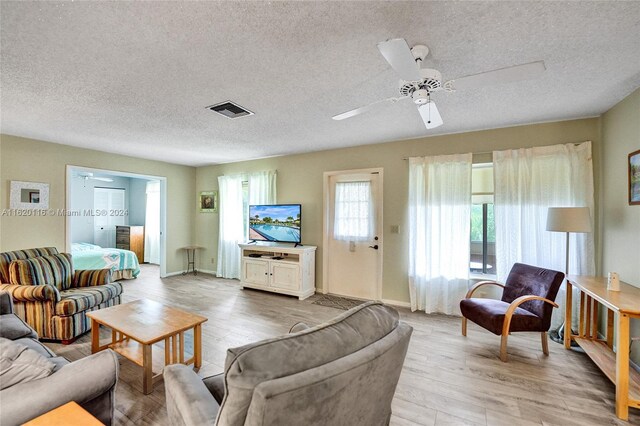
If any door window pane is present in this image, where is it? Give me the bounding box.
[334,181,374,241]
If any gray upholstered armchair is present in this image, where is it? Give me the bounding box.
[0,291,119,425]
[164,301,413,426]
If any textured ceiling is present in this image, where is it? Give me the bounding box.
[1,2,639,166]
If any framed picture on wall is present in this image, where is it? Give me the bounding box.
[200,190,218,213]
[29,191,40,203]
[630,149,640,205]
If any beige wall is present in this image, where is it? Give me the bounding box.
[197,118,602,303]
[0,134,196,274]
[601,88,640,362]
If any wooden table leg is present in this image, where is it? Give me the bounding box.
[194,324,202,369]
[143,344,153,395]
[165,337,170,365]
[91,319,100,354]
[564,281,573,349]
[615,313,630,420]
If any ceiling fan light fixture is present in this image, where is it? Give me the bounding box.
[412,89,430,105]
[76,172,114,183]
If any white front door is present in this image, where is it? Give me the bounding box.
[324,170,383,300]
[94,188,126,247]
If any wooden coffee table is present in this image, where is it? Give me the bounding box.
[87,299,208,394]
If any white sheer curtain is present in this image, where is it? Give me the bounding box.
[144,180,160,264]
[248,170,277,206]
[334,181,374,241]
[408,153,472,315]
[217,174,246,279]
[217,170,277,279]
[494,142,595,329]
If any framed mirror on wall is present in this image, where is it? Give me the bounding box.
[10,180,50,210]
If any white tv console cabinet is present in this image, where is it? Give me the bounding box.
[238,243,317,300]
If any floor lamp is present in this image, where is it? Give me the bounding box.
[546,207,592,344]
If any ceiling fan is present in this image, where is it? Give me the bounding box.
[332,38,546,130]
[76,172,114,183]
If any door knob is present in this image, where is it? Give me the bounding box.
[368,245,379,250]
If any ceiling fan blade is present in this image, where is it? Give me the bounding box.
[377,38,422,82]
[418,101,443,129]
[447,61,546,91]
[332,96,409,120]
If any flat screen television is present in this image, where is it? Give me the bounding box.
[248,204,301,244]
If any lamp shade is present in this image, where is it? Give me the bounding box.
[546,207,592,233]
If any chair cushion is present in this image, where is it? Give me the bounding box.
[48,356,70,373]
[0,337,55,390]
[202,373,225,404]
[0,314,38,340]
[12,337,57,358]
[218,301,399,426]
[0,248,58,284]
[11,337,67,372]
[9,253,73,291]
[460,298,545,335]
[56,282,123,316]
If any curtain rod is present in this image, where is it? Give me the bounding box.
[401,142,587,160]
[402,151,491,160]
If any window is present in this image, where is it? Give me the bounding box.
[471,164,496,275]
[333,181,374,241]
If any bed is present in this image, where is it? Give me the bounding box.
[71,242,141,280]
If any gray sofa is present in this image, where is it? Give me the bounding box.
[0,291,119,425]
[164,301,413,426]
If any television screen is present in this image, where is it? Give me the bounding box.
[249,204,301,243]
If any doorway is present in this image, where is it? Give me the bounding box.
[322,168,383,300]
[65,165,167,277]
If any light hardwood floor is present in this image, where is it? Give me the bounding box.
[45,265,640,425]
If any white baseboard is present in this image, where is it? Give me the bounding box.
[164,271,184,277]
[198,269,217,276]
[381,299,411,309]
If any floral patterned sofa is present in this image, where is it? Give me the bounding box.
[0,247,122,343]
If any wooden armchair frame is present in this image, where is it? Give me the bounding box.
[462,280,559,362]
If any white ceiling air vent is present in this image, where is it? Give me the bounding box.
[207,101,254,119]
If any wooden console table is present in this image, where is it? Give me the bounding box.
[565,275,640,420]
